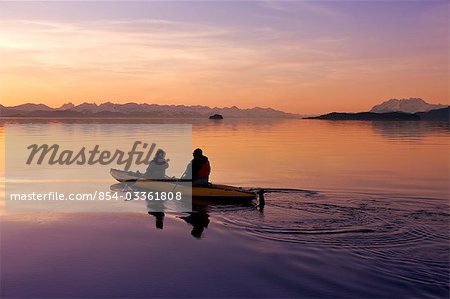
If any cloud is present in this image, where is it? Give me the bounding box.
[0,11,447,113]
[0,18,346,81]
[261,0,344,18]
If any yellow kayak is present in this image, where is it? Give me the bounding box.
[110,168,256,200]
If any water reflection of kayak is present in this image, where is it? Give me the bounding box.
[110,168,256,200]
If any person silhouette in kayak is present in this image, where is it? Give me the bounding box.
[145,149,169,179]
[183,148,211,186]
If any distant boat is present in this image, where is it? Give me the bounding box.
[209,114,223,120]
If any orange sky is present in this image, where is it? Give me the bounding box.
[0,2,448,114]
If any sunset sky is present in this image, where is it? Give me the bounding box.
[0,1,448,114]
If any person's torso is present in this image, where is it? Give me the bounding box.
[192,156,210,179]
[146,159,168,179]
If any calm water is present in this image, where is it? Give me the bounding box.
[1,118,449,298]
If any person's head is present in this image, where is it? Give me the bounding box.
[155,149,166,159]
[193,148,203,158]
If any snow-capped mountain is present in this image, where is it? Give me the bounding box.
[370,98,446,113]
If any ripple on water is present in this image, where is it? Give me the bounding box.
[210,191,449,291]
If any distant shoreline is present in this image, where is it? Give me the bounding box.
[305,107,449,121]
[0,102,301,119]
[0,115,300,119]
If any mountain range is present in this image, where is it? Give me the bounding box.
[0,102,300,118]
[307,98,449,121]
[2,98,447,120]
[370,98,446,113]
